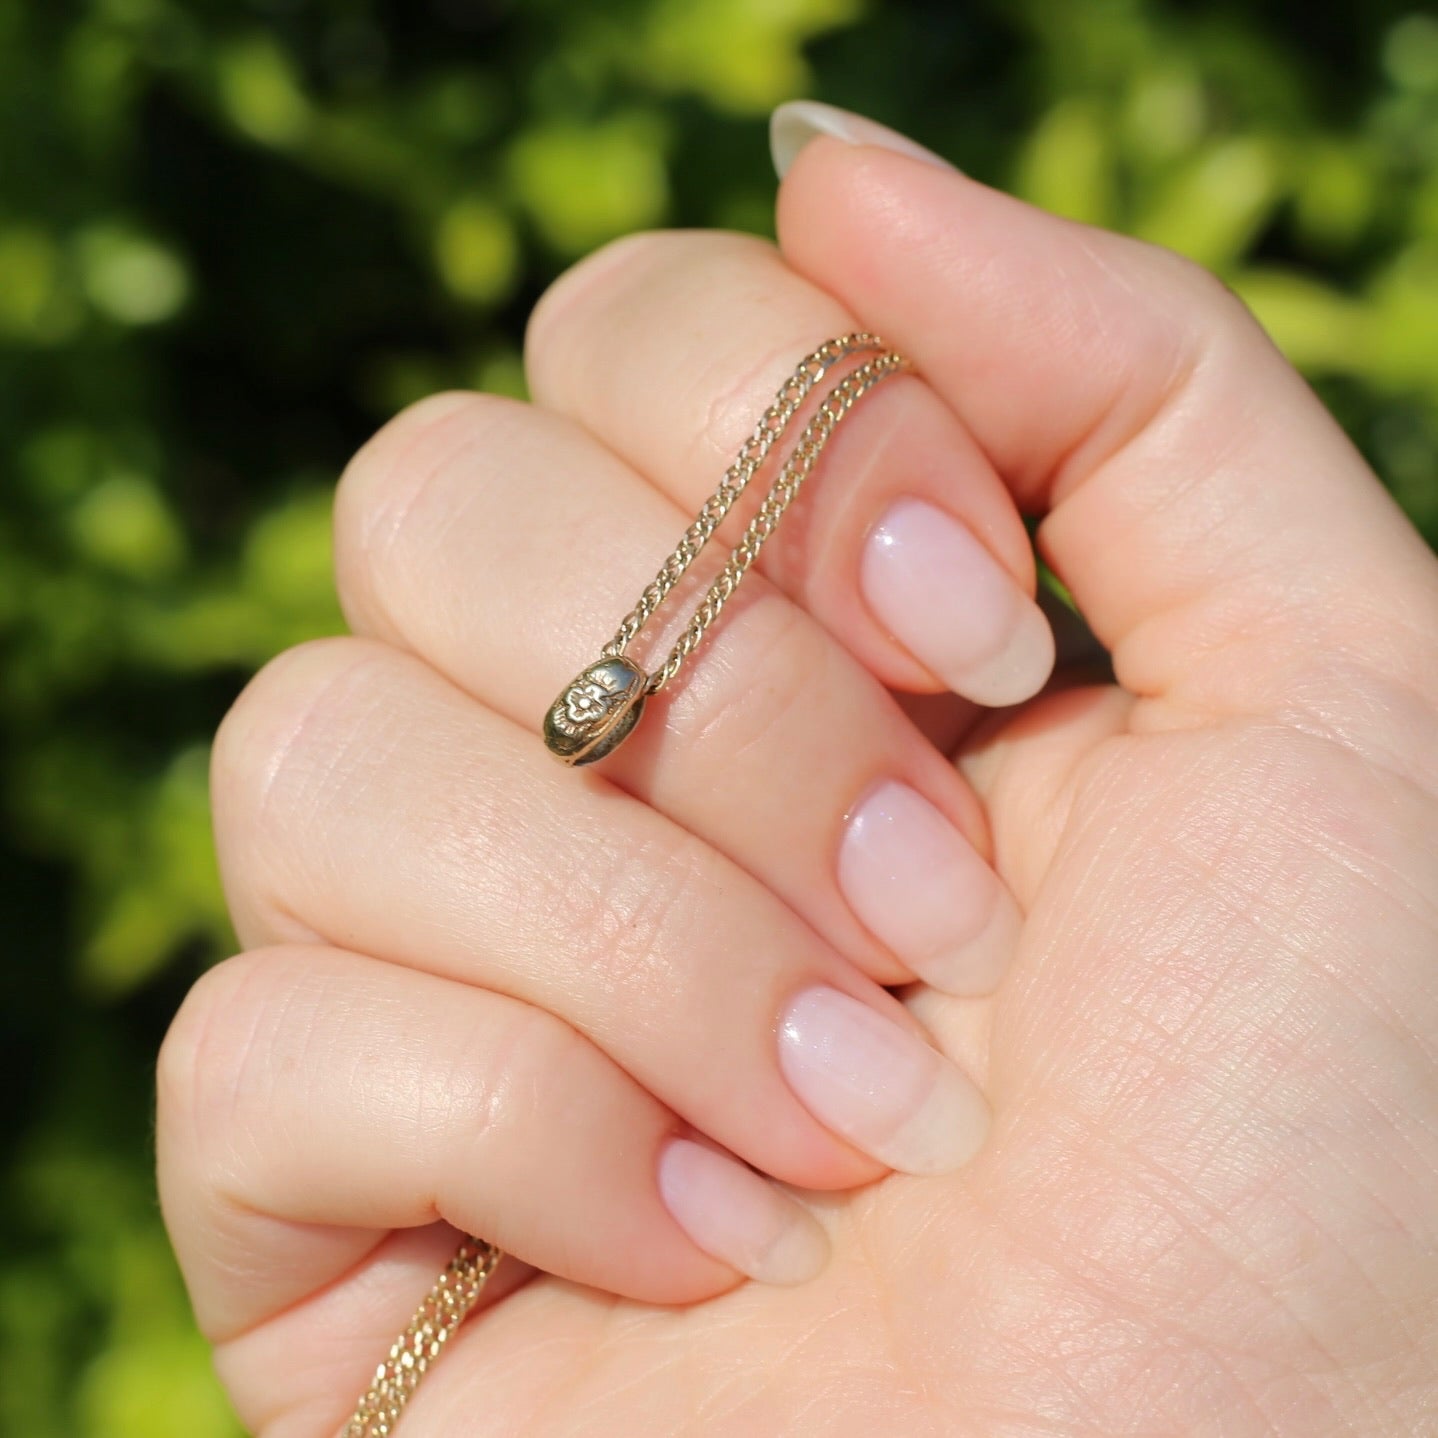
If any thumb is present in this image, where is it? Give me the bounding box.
[773,104,1438,776]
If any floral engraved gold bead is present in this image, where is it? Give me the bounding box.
[543,657,649,765]
[540,336,908,768]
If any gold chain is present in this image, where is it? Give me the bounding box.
[343,336,909,1422]
[544,334,911,765]
[342,1237,501,1437]
[596,331,884,669]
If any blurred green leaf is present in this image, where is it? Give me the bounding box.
[240,487,344,622]
[1231,267,1371,374]
[1293,139,1380,250]
[638,0,862,113]
[1369,242,1438,402]
[1122,67,1206,165]
[1016,97,1117,224]
[0,226,79,342]
[215,31,311,147]
[74,224,190,326]
[80,1332,243,1438]
[68,471,187,580]
[508,112,671,253]
[1135,135,1286,269]
[81,744,229,996]
[434,196,519,303]
[1384,13,1438,95]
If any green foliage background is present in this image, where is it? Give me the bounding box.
[1,0,1435,1431]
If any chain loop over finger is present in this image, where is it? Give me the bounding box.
[544,333,910,765]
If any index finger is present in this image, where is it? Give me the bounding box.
[524,229,1056,709]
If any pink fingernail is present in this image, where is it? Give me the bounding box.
[657,1138,829,1286]
[862,498,1054,706]
[777,987,989,1175]
[839,781,1020,996]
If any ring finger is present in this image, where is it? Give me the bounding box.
[213,638,991,1190]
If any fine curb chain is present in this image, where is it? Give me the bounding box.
[543,333,911,766]
[603,333,907,692]
[343,338,909,1429]
[342,1238,502,1437]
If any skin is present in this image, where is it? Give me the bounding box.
[157,139,1438,1436]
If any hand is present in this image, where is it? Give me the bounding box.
[159,116,1055,1430]
[158,117,1438,1437]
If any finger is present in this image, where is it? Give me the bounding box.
[211,638,992,1189]
[334,391,1019,998]
[157,943,830,1345]
[776,137,1438,774]
[524,230,1056,707]
[213,1224,534,1438]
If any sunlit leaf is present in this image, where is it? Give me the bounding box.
[215,32,311,146]
[1134,136,1286,270]
[638,0,862,114]
[434,197,519,303]
[508,113,670,253]
[1015,97,1117,225]
[74,224,190,326]
[1231,267,1371,375]
[68,471,187,581]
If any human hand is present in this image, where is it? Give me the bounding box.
[159,108,1055,1432]
[159,108,1438,1437]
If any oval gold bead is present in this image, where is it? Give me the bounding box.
[543,656,649,766]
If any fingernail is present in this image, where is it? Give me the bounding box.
[770,100,955,180]
[778,987,989,1175]
[862,498,1055,706]
[839,781,1021,996]
[657,1137,829,1286]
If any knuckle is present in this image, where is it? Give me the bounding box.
[1141,240,1262,350]
[334,389,481,534]
[156,950,290,1185]
[211,636,391,924]
[440,999,584,1155]
[525,230,672,363]
[213,635,373,826]
[1080,234,1263,394]
[525,230,777,389]
[333,388,525,631]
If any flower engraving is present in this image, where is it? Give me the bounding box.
[544,657,648,763]
[551,667,624,739]
[564,680,611,728]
